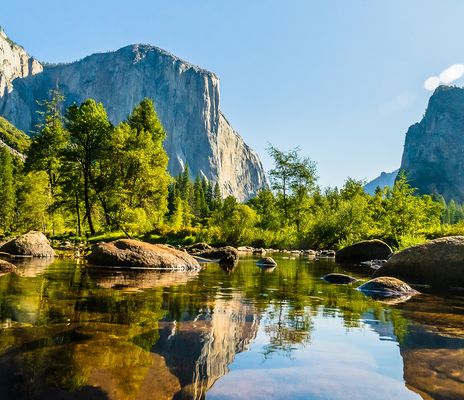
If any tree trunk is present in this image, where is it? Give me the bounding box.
[75,191,81,237]
[83,172,95,235]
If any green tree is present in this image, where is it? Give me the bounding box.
[211,196,256,244]
[107,98,170,230]
[0,147,15,233]
[65,99,112,235]
[27,89,68,233]
[268,145,317,233]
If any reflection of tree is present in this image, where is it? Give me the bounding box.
[262,304,313,358]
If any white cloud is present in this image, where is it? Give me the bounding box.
[424,64,464,90]
[424,76,441,91]
[439,64,464,84]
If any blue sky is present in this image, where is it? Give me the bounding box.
[3,0,464,187]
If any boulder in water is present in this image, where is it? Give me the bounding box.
[192,246,239,268]
[0,231,55,257]
[87,239,200,270]
[373,236,464,288]
[357,277,418,299]
[256,257,277,267]
[184,242,213,254]
[335,240,392,263]
[322,273,357,284]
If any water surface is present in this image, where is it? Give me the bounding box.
[0,255,462,400]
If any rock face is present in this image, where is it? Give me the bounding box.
[0,31,266,200]
[335,239,392,263]
[0,231,55,257]
[373,236,464,288]
[87,239,200,270]
[0,28,42,97]
[399,85,464,202]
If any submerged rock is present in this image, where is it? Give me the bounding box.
[357,277,418,299]
[322,273,357,284]
[373,236,464,288]
[0,231,55,257]
[193,246,239,268]
[256,257,277,267]
[335,240,392,263]
[87,239,200,270]
[0,259,16,274]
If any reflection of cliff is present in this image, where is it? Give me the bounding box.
[88,269,199,291]
[397,296,464,400]
[151,294,259,399]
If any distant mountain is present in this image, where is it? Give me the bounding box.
[0,29,266,200]
[364,169,399,195]
[399,85,464,202]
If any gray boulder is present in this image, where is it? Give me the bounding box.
[0,231,55,257]
[194,246,239,268]
[335,240,392,263]
[256,257,277,267]
[87,239,200,270]
[357,277,418,299]
[373,236,464,288]
[184,242,213,254]
[322,273,357,284]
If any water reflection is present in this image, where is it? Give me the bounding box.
[88,268,200,291]
[0,256,461,399]
[397,295,464,400]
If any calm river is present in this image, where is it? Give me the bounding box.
[0,254,462,399]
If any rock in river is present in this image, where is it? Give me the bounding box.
[0,231,55,257]
[193,246,239,268]
[335,240,392,263]
[87,239,200,270]
[373,236,464,288]
[256,257,277,267]
[357,277,418,299]
[322,273,357,284]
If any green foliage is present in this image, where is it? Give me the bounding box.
[0,147,15,232]
[0,98,462,251]
[0,116,30,153]
[210,196,257,244]
[15,171,49,232]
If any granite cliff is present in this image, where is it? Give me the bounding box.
[399,85,464,202]
[0,30,266,200]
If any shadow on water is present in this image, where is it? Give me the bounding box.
[0,255,461,399]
